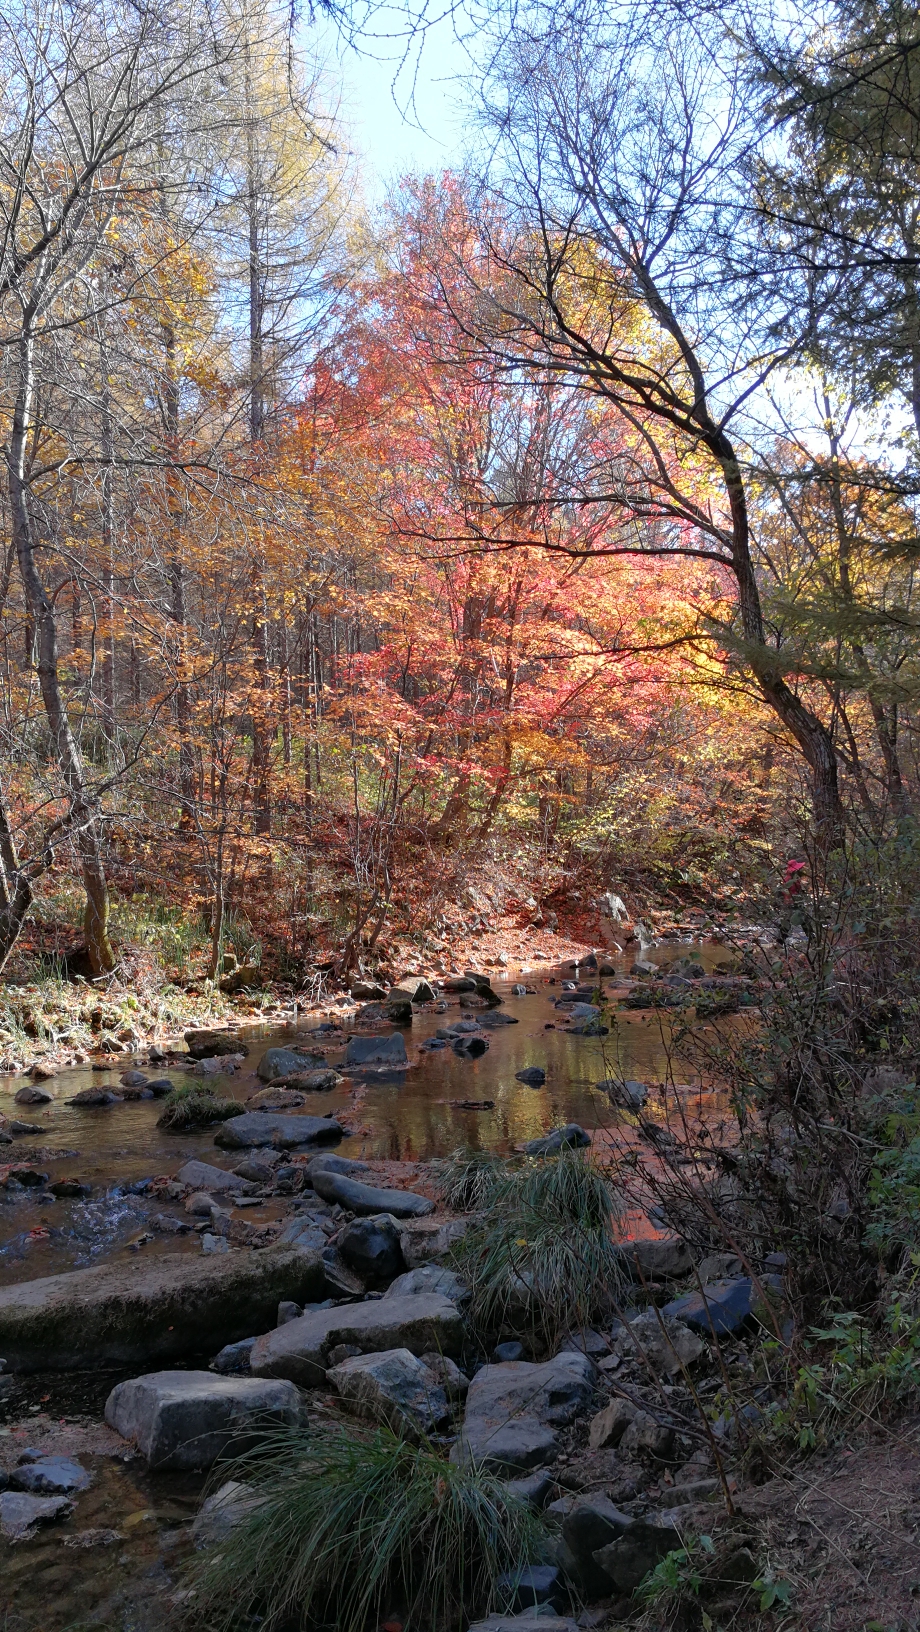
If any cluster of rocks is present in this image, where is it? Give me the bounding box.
[0,1096,788,1632]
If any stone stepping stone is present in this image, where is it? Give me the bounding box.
[249,1293,464,1386]
[105,1370,302,1469]
[310,1170,434,1217]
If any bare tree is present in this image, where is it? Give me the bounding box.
[432,3,846,838]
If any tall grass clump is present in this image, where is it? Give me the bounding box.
[438,1147,506,1212]
[157,1081,239,1130]
[452,1149,627,1346]
[186,1422,546,1632]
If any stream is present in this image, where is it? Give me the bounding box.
[0,940,733,1288]
[0,938,743,1632]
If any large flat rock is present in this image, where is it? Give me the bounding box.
[0,1245,326,1371]
[457,1352,596,1473]
[249,1293,464,1386]
[105,1370,302,1470]
[310,1170,434,1217]
[214,1112,346,1149]
[343,1034,408,1069]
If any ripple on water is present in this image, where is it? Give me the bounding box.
[0,1189,154,1270]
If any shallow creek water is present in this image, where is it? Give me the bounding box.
[0,939,733,1288]
[0,940,737,1630]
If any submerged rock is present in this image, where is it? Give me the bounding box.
[523,1124,591,1156]
[249,1293,464,1386]
[343,1033,409,1070]
[105,1370,302,1469]
[185,1029,249,1060]
[598,1078,648,1109]
[145,1078,176,1097]
[68,1088,121,1107]
[515,1067,546,1086]
[214,1112,346,1150]
[248,1086,306,1109]
[453,1035,489,1059]
[14,1085,54,1106]
[0,1491,73,1540]
[256,1048,310,1083]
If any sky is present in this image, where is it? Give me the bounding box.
[314,9,476,196]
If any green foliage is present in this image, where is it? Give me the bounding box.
[186,1422,546,1632]
[754,1569,794,1611]
[634,1535,715,1606]
[867,1091,920,1252]
[156,1081,239,1130]
[452,1149,627,1345]
[754,1300,920,1456]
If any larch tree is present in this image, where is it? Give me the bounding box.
[0,0,251,973]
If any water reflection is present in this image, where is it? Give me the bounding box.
[0,940,729,1282]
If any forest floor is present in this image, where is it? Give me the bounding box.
[728,1422,920,1630]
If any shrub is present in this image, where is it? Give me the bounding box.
[186,1422,546,1632]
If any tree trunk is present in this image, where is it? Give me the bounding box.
[8,330,115,974]
[717,431,845,846]
[0,786,37,973]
